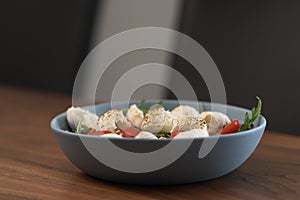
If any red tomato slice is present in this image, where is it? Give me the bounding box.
[102,130,112,134]
[120,127,140,138]
[170,130,180,138]
[220,120,240,134]
[88,129,111,136]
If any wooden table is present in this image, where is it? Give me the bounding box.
[1,86,299,200]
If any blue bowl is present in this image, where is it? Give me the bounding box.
[50,100,266,185]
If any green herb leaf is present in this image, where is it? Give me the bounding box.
[74,119,90,134]
[137,99,164,115]
[154,100,163,106]
[137,99,145,109]
[155,132,170,138]
[199,101,205,113]
[75,119,84,134]
[141,108,149,115]
[122,108,129,115]
[239,96,262,132]
[150,104,162,110]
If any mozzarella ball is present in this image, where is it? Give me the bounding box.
[66,106,99,133]
[135,131,158,139]
[97,110,131,132]
[141,107,176,133]
[174,129,209,138]
[99,133,122,138]
[172,116,207,132]
[199,111,231,135]
[171,105,199,119]
[126,104,144,128]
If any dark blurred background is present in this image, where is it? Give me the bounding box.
[0,0,299,135]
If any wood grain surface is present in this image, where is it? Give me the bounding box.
[0,85,299,200]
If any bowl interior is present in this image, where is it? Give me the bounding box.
[53,99,265,135]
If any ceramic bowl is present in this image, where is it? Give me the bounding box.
[50,100,266,185]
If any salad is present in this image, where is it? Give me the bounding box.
[66,97,262,139]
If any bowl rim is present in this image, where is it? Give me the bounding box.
[50,99,267,141]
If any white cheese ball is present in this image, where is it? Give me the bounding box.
[135,131,158,139]
[163,111,177,132]
[171,105,199,119]
[199,111,231,135]
[174,129,209,138]
[141,107,176,133]
[97,110,131,132]
[172,116,207,132]
[66,106,99,133]
[126,104,144,128]
[99,133,122,138]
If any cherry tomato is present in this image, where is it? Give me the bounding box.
[220,120,240,134]
[102,130,112,134]
[120,127,140,138]
[88,129,111,136]
[170,130,180,138]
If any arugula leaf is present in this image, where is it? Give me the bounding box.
[154,100,163,106]
[75,119,84,134]
[239,97,262,132]
[122,108,129,115]
[137,99,164,115]
[141,109,149,115]
[155,132,170,138]
[137,99,145,109]
[74,119,90,134]
[148,100,164,111]
[199,101,205,113]
[150,104,162,110]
